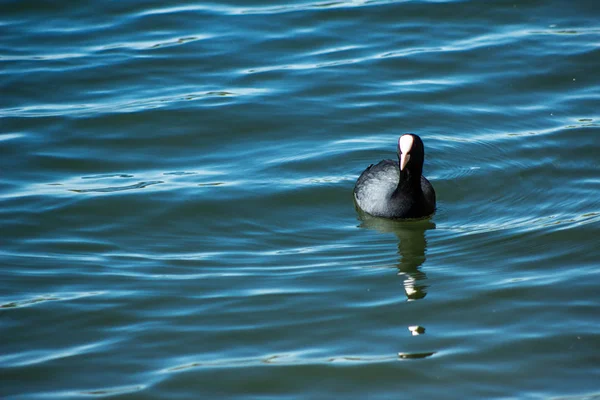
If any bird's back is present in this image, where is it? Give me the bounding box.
[354,160,400,217]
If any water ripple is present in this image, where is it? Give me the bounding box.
[1,291,105,310]
[2,0,599,398]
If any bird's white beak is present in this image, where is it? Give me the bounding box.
[400,153,411,171]
[399,135,414,171]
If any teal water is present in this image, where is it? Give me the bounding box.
[2,0,600,398]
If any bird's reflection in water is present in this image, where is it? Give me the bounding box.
[356,210,435,301]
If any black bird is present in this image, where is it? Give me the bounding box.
[354,134,436,219]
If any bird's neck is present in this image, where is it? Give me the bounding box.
[397,168,422,193]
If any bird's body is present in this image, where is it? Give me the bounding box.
[354,134,436,219]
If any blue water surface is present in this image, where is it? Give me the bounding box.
[1,0,600,398]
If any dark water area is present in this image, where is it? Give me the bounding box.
[1,0,599,398]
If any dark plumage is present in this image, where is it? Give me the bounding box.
[354,134,436,219]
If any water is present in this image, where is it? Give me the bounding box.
[1,0,599,398]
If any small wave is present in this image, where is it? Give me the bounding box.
[70,180,163,193]
[82,173,134,180]
[162,352,400,373]
[1,291,104,310]
[1,88,273,117]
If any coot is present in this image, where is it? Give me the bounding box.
[354,134,436,219]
